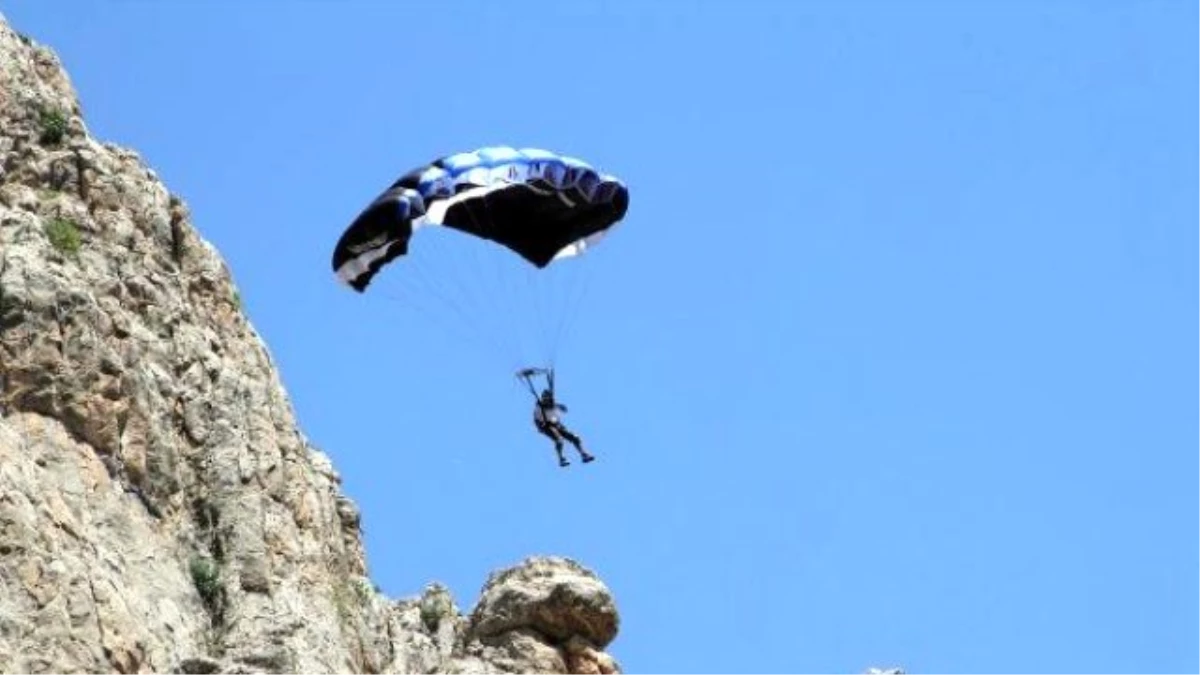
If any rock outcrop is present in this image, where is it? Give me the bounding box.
[451,559,620,675]
[0,13,620,674]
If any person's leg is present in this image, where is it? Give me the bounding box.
[537,421,569,466]
[555,424,594,462]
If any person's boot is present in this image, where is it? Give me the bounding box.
[556,445,569,467]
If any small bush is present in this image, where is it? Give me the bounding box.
[190,557,220,600]
[38,107,67,146]
[44,217,81,256]
[419,582,454,631]
[353,577,372,605]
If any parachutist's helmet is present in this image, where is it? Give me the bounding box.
[541,389,552,401]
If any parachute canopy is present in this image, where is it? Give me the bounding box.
[332,146,630,292]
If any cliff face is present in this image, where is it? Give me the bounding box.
[0,14,620,674]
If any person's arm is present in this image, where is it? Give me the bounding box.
[518,372,538,398]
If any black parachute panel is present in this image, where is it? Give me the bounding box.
[332,146,629,292]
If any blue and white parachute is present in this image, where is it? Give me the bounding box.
[332,146,629,292]
[331,146,631,369]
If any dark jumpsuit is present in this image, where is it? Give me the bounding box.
[534,394,589,463]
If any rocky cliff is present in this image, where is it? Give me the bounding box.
[0,14,620,674]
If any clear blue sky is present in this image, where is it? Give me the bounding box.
[5,1,1195,672]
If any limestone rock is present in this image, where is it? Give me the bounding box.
[445,557,621,674]
[467,556,619,649]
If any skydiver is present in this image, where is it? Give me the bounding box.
[518,368,595,467]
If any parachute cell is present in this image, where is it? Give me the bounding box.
[332,146,629,292]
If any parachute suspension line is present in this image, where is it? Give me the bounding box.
[409,228,518,371]
[376,237,510,369]
[541,261,557,362]
[548,254,594,368]
[437,230,510,363]
[533,262,556,368]
[451,204,498,357]
[375,282,496,368]
[406,234,477,341]
[524,256,549,366]
[500,207,542,371]
[461,231,526,371]
[506,252,534,370]
[506,248,537,371]
[538,253,570,368]
[466,190,528,371]
[547,259,575,366]
[470,190,534,371]
[464,194,540,373]
[550,259,592,367]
